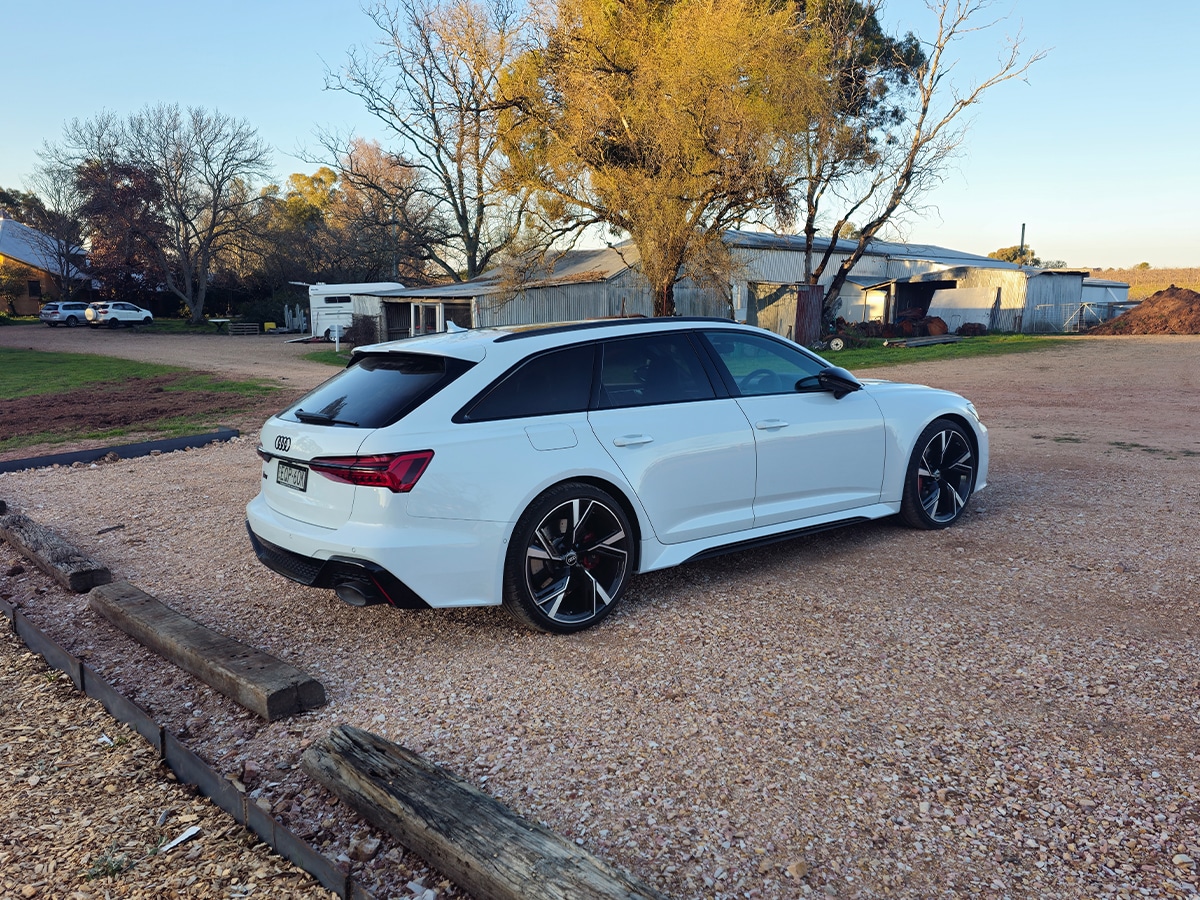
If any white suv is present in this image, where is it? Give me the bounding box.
[247,318,988,633]
[86,302,154,328]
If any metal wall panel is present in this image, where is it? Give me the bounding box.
[1025,273,1087,332]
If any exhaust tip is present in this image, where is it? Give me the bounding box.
[334,580,383,607]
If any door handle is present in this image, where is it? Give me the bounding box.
[613,434,653,447]
[755,419,788,431]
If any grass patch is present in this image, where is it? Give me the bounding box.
[163,372,279,397]
[303,348,354,367]
[821,334,1077,370]
[86,842,135,880]
[0,349,183,398]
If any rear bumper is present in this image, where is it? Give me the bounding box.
[246,522,430,609]
[244,493,508,608]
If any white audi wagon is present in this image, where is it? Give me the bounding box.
[246,317,988,633]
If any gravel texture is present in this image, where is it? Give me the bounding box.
[1,331,1198,899]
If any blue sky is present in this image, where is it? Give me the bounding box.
[3,1,1195,268]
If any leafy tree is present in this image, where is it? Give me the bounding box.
[252,151,436,288]
[0,261,36,314]
[988,244,1040,266]
[327,0,531,282]
[502,0,823,315]
[0,187,43,221]
[75,158,167,308]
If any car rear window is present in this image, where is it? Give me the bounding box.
[279,353,474,429]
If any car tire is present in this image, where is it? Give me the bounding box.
[142,317,152,325]
[899,418,977,530]
[502,482,634,634]
[108,318,121,329]
[66,316,78,327]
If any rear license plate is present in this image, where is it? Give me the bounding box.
[276,461,309,492]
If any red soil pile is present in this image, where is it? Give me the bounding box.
[1090,285,1200,335]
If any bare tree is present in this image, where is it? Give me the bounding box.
[122,105,272,322]
[21,144,90,301]
[64,106,271,322]
[797,0,1046,321]
[327,0,531,282]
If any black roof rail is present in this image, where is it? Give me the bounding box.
[493,315,734,342]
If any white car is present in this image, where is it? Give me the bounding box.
[39,300,92,327]
[86,301,154,328]
[247,318,988,633]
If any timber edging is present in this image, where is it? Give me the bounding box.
[0,595,371,900]
[88,581,327,721]
[304,725,672,900]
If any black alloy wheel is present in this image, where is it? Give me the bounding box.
[503,482,633,633]
[900,418,977,529]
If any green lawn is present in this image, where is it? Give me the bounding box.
[814,333,1078,370]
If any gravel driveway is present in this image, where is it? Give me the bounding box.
[2,332,1198,899]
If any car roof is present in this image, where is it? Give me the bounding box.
[351,317,758,363]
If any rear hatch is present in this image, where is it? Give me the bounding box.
[257,351,474,527]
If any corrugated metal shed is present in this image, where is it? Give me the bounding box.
[335,230,1101,338]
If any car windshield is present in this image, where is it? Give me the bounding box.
[279,353,475,429]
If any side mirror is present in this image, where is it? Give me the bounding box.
[817,366,862,400]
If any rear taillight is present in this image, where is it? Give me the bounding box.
[308,451,434,493]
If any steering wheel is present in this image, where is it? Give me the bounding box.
[739,368,781,394]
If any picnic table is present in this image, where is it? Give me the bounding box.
[209,318,231,333]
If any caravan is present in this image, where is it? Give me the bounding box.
[308,282,404,340]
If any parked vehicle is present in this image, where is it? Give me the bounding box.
[85,302,154,328]
[246,317,988,633]
[39,301,92,327]
[308,282,404,341]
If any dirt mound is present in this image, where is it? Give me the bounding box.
[1090,285,1200,334]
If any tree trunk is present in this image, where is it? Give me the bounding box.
[653,281,675,318]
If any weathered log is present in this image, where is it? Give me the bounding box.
[89,581,326,720]
[0,512,112,592]
[303,725,669,900]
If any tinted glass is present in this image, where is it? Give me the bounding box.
[703,330,826,396]
[463,344,595,421]
[280,353,473,429]
[598,334,715,408]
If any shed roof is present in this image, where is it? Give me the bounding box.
[0,217,71,274]
[375,245,639,300]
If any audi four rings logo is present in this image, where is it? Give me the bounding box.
[274,435,292,452]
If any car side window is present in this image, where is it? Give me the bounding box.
[462,344,596,421]
[597,334,716,408]
[702,330,827,396]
